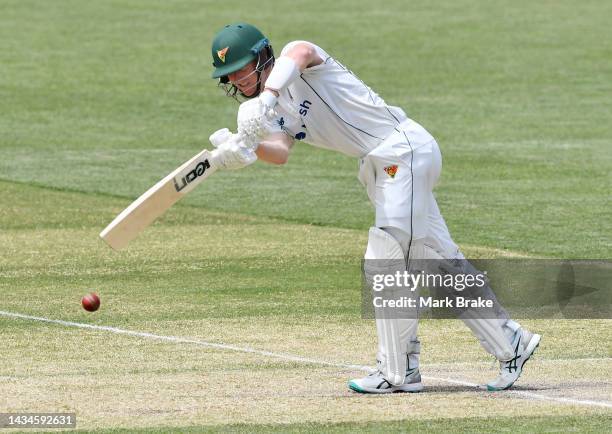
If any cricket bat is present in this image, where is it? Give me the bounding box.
[100,148,218,250]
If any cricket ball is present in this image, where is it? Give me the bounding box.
[82,292,100,312]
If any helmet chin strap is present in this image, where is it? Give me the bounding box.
[237,75,263,99]
[219,52,274,102]
[249,69,264,98]
[241,52,275,98]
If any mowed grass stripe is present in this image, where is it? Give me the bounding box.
[0,177,533,260]
[2,137,611,258]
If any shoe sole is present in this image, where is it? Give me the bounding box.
[487,333,542,391]
[348,380,423,394]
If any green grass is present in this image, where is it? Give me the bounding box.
[61,414,612,433]
[1,0,610,257]
[1,0,611,432]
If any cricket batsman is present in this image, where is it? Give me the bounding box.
[208,23,541,393]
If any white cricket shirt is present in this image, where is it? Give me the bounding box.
[271,41,412,158]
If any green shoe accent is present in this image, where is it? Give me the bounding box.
[348,381,365,393]
[487,382,514,392]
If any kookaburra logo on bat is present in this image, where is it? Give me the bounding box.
[173,159,211,192]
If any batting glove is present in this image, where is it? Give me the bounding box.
[209,129,257,170]
[236,91,278,149]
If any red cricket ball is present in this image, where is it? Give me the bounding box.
[82,292,101,312]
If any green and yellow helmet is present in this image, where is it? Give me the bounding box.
[211,23,274,99]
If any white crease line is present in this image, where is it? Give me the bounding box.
[1,310,611,409]
[0,311,371,372]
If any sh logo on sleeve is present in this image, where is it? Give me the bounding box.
[299,100,312,116]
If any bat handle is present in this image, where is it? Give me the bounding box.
[209,148,222,167]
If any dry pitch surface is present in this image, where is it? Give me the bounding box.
[0,183,610,432]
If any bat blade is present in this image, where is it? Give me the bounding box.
[100,149,217,250]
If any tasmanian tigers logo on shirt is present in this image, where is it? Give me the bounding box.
[384,165,398,178]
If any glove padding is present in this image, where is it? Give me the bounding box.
[237,91,278,149]
[209,128,257,170]
[209,127,233,148]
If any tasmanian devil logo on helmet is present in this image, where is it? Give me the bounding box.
[217,47,229,63]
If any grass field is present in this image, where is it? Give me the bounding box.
[1,0,611,432]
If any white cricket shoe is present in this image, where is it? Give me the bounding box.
[348,367,423,394]
[486,327,541,391]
